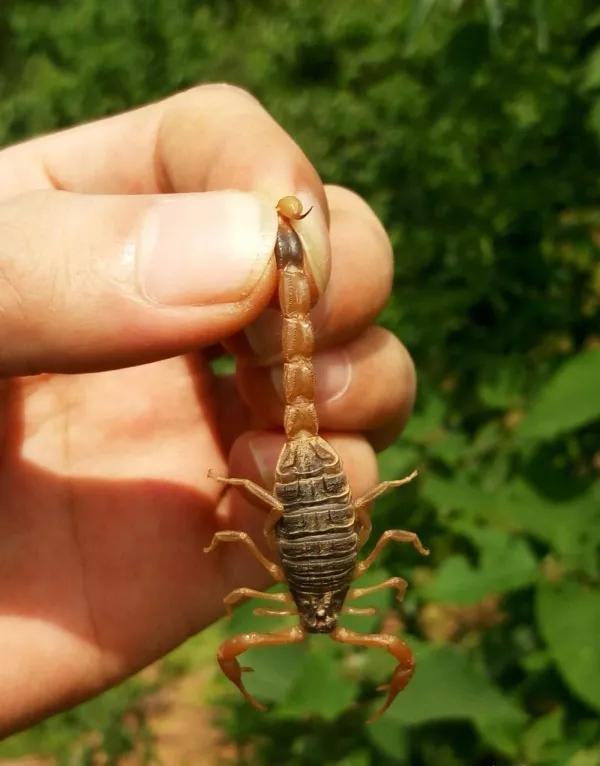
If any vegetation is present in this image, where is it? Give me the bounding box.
[1,1,599,764]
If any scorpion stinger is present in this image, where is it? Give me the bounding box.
[204,195,429,721]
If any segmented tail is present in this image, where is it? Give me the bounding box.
[274,197,318,440]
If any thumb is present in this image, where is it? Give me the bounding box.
[0,189,289,376]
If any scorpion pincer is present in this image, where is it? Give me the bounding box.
[204,195,429,722]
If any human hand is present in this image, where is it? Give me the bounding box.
[0,85,416,734]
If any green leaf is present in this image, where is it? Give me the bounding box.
[240,642,307,704]
[523,708,567,764]
[422,555,483,603]
[483,0,503,34]
[336,752,371,766]
[536,580,600,712]
[534,0,549,52]
[583,47,600,91]
[380,644,526,755]
[518,348,600,440]
[210,354,236,376]
[423,530,537,604]
[0,679,146,760]
[368,716,409,761]
[421,473,496,518]
[569,747,600,766]
[494,479,600,577]
[378,443,421,482]
[426,430,470,467]
[405,0,439,51]
[277,643,359,721]
[402,391,446,444]
[478,356,526,408]
[588,98,600,142]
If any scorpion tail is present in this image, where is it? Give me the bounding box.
[275,198,320,441]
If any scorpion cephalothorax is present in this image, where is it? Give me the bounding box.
[204,196,429,722]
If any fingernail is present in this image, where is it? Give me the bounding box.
[270,348,351,404]
[248,433,284,485]
[137,191,277,306]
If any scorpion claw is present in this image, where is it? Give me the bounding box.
[366,706,386,725]
[366,663,414,724]
[215,626,305,714]
[218,656,266,711]
[207,469,228,484]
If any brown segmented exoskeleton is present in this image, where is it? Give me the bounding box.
[204,195,429,722]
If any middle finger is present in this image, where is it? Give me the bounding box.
[237,325,416,449]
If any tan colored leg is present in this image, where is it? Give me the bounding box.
[356,505,372,550]
[354,470,418,510]
[264,506,283,551]
[342,606,377,616]
[204,531,284,581]
[208,469,283,512]
[217,625,306,711]
[253,607,298,617]
[331,626,415,723]
[223,587,291,617]
[349,576,408,604]
[354,470,418,549]
[354,529,429,577]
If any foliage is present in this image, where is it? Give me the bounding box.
[1,0,600,764]
[0,679,151,765]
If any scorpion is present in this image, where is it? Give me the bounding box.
[204,195,429,722]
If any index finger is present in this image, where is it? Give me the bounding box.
[0,84,330,292]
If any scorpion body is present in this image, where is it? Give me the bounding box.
[274,207,355,634]
[205,196,429,722]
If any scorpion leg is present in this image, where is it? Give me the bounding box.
[263,506,283,552]
[217,625,306,711]
[253,607,298,617]
[354,470,418,549]
[342,606,377,616]
[331,626,415,723]
[354,470,418,509]
[355,506,372,550]
[223,587,291,617]
[349,576,408,603]
[354,530,429,577]
[204,531,284,581]
[208,470,283,551]
[208,469,283,512]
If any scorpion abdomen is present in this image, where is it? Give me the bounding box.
[274,436,357,633]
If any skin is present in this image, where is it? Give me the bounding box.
[0,84,416,736]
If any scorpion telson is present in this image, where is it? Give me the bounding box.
[204,195,429,723]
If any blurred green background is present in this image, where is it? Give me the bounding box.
[1,1,599,765]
